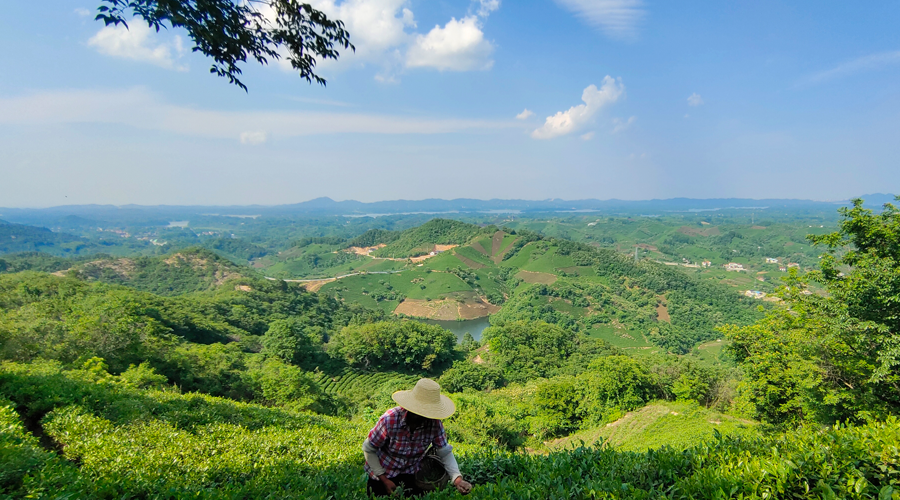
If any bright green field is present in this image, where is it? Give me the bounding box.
[453,246,494,267]
[321,269,474,308]
[589,325,654,349]
[501,243,575,274]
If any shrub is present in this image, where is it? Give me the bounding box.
[439,361,505,393]
[328,321,456,372]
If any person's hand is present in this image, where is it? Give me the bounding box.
[453,477,472,495]
[379,475,396,495]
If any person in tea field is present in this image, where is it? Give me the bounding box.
[362,378,473,497]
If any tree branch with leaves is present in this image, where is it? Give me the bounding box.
[95,0,353,91]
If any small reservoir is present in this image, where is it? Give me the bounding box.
[417,316,491,342]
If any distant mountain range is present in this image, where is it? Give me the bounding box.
[1,194,894,222]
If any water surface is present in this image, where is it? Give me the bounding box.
[416,316,491,342]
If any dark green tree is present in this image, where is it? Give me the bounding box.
[328,321,456,372]
[95,0,353,91]
[260,318,321,366]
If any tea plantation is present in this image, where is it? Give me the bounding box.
[2,360,898,499]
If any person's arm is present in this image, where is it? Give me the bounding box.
[433,421,472,494]
[362,438,386,477]
[433,444,462,482]
[363,438,397,493]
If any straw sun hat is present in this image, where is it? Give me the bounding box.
[392,378,456,420]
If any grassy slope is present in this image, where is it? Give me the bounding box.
[549,401,755,452]
[320,269,474,312]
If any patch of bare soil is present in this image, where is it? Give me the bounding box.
[234,285,253,292]
[347,244,387,256]
[471,241,489,256]
[636,243,658,251]
[655,295,670,322]
[493,237,518,264]
[304,279,336,292]
[517,270,557,285]
[393,299,459,320]
[458,298,501,319]
[750,226,767,230]
[407,245,458,263]
[393,294,499,320]
[490,231,505,256]
[453,253,485,269]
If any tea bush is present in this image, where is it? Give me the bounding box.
[1,360,899,499]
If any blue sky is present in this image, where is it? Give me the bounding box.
[1,1,898,207]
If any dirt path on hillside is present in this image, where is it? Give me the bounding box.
[348,244,386,256]
[494,237,518,264]
[490,231,504,256]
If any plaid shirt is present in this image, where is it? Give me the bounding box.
[364,406,448,479]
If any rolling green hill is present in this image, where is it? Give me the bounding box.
[313,225,762,353]
[502,215,836,292]
[51,248,255,296]
[372,219,494,258]
[0,220,92,255]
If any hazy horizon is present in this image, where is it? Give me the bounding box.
[4,193,895,212]
[2,1,898,206]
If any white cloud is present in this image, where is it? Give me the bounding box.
[88,23,187,71]
[476,0,501,17]
[240,131,267,145]
[687,93,704,106]
[803,50,900,85]
[406,16,494,71]
[516,109,534,120]
[612,115,636,133]
[553,0,645,41]
[580,131,594,141]
[74,7,91,17]
[0,88,517,141]
[531,76,625,139]
[307,0,416,66]
[292,1,499,79]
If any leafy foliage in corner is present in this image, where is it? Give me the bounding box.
[726,197,900,424]
[95,0,353,90]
